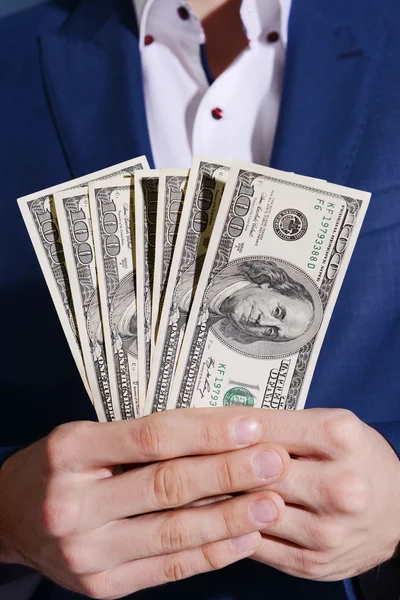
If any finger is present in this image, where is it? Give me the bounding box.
[251,535,331,581]
[54,409,265,471]
[94,442,290,523]
[81,534,261,599]
[254,407,361,459]
[178,457,328,514]
[65,491,284,573]
[250,457,332,511]
[169,406,355,459]
[259,505,333,551]
[255,407,333,458]
[53,406,352,472]
[182,457,330,514]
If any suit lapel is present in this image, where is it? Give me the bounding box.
[39,0,154,179]
[271,0,386,185]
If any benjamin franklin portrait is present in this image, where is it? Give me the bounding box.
[87,273,138,357]
[173,256,323,359]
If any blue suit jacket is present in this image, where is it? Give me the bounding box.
[0,1,399,599]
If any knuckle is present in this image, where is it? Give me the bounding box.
[45,422,90,471]
[159,513,189,554]
[78,576,108,600]
[163,553,190,583]
[199,419,223,453]
[136,418,169,460]
[296,551,329,580]
[219,505,241,539]
[41,496,80,538]
[84,573,131,600]
[215,456,236,492]
[45,425,74,471]
[57,540,90,575]
[323,410,362,454]
[152,463,186,508]
[41,498,60,536]
[312,520,343,552]
[329,472,368,515]
[201,543,226,572]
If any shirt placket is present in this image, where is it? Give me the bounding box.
[192,0,284,162]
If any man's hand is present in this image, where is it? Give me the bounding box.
[243,407,400,581]
[0,411,289,599]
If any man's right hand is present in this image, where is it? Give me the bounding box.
[0,410,289,599]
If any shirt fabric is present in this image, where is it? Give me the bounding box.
[135,0,292,168]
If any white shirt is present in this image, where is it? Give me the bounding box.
[134,0,292,168]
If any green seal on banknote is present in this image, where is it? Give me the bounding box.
[223,387,255,407]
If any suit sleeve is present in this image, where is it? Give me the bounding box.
[343,420,400,600]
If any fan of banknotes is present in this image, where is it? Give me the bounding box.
[18,156,370,422]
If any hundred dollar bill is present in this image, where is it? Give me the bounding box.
[89,178,140,420]
[169,161,370,411]
[134,170,159,411]
[17,156,148,402]
[151,169,189,346]
[54,187,114,422]
[144,156,231,415]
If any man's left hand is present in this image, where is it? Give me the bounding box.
[240,407,399,580]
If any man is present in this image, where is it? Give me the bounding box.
[0,2,399,600]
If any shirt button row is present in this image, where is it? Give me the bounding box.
[176,7,278,42]
[145,31,278,47]
[144,23,278,50]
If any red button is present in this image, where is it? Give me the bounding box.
[177,6,190,20]
[144,35,154,46]
[211,107,224,120]
[267,31,279,43]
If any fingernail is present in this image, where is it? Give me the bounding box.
[232,419,259,446]
[249,499,278,524]
[231,533,258,554]
[253,450,283,479]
